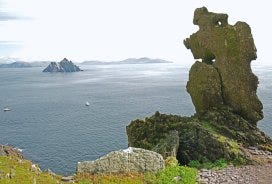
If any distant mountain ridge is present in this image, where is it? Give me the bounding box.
[0,57,173,68]
[0,57,20,64]
[0,61,32,68]
[82,57,173,65]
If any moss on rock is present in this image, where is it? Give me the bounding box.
[127,111,251,165]
[184,7,263,124]
[187,61,223,114]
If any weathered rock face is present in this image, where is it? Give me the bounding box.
[184,7,262,124]
[77,147,164,174]
[187,61,223,114]
[43,58,82,72]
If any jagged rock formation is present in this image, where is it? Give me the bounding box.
[127,7,272,166]
[77,147,164,174]
[184,7,262,124]
[43,58,82,72]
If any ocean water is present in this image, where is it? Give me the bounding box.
[0,63,271,175]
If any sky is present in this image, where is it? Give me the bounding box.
[0,0,271,65]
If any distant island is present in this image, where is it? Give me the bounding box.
[82,57,173,65]
[43,58,82,73]
[0,61,32,68]
[0,57,172,68]
[0,57,172,69]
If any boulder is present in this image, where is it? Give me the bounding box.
[43,58,82,72]
[184,7,262,124]
[77,147,164,174]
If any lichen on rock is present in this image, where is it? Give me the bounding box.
[77,147,164,174]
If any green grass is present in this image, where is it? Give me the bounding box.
[0,156,63,184]
[0,155,197,184]
[188,158,228,170]
[154,165,197,184]
[76,166,197,184]
[75,173,145,184]
[76,157,197,184]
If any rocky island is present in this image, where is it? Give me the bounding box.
[43,58,82,72]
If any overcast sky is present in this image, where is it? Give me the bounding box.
[0,0,271,65]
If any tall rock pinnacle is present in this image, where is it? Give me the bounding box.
[184,7,263,124]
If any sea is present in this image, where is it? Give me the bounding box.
[0,63,271,175]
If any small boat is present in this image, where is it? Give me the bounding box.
[85,101,90,106]
[3,107,11,112]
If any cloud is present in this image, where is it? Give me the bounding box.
[0,0,27,21]
[0,11,21,21]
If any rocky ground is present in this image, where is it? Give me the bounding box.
[198,147,272,184]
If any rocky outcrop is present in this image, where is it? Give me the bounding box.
[127,110,272,165]
[184,7,262,124]
[0,145,23,158]
[77,147,164,174]
[43,58,82,72]
[126,7,272,166]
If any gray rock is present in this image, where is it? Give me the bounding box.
[45,169,57,176]
[61,175,74,182]
[77,147,164,174]
[173,175,182,182]
[43,58,82,72]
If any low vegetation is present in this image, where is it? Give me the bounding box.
[188,158,228,170]
[0,155,197,184]
[0,156,62,184]
[75,157,197,184]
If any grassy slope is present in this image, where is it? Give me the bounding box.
[0,156,63,184]
[0,156,197,184]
